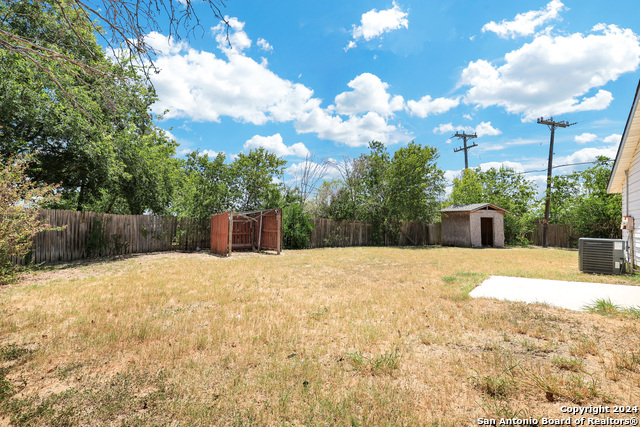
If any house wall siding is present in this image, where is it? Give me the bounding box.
[622,144,640,266]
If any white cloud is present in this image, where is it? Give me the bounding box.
[478,161,526,172]
[407,95,459,118]
[461,24,640,120]
[474,122,502,137]
[257,38,273,51]
[145,31,189,55]
[160,129,176,142]
[479,138,542,152]
[296,109,408,147]
[149,30,319,125]
[200,149,219,157]
[559,146,617,164]
[603,133,622,144]
[332,73,404,117]
[433,123,457,134]
[433,121,501,137]
[243,134,310,158]
[444,169,461,183]
[346,1,408,50]
[214,17,251,52]
[148,19,410,147]
[574,133,598,144]
[286,159,342,181]
[482,0,565,39]
[479,144,505,152]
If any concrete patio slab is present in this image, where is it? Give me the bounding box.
[470,275,640,311]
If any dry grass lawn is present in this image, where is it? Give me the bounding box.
[1,246,639,426]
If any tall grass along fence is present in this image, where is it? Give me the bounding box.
[310,219,442,248]
[14,209,210,265]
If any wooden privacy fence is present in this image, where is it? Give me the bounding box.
[17,210,582,265]
[15,209,210,265]
[528,222,581,248]
[309,219,441,248]
[310,219,580,248]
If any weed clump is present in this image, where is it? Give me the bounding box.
[345,349,402,376]
[551,356,583,372]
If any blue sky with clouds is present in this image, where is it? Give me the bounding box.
[146,0,640,192]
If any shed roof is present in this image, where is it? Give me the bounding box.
[440,203,509,213]
[608,79,640,194]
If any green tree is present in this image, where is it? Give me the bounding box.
[386,142,444,223]
[359,141,390,229]
[330,157,367,221]
[449,169,484,205]
[1,153,59,282]
[1,0,179,214]
[481,168,537,244]
[547,157,620,238]
[230,149,286,212]
[173,151,232,219]
[547,174,580,225]
[313,141,445,243]
[358,141,444,242]
[0,0,228,113]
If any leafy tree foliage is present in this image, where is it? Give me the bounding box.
[548,157,620,238]
[281,189,314,250]
[1,153,59,282]
[311,141,445,243]
[230,148,286,212]
[448,169,484,206]
[386,142,444,223]
[309,180,358,221]
[1,0,180,214]
[172,149,286,218]
[171,151,232,219]
[448,168,537,245]
[0,0,227,112]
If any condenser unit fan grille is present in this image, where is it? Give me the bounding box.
[579,238,626,275]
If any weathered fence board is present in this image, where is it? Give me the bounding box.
[210,211,231,256]
[529,223,580,248]
[309,219,441,248]
[14,210,211,265]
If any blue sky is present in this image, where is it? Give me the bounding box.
[145,0,640,193]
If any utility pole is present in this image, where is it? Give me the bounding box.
[537,117,576,248]
[453,132,478,169]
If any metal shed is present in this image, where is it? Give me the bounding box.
[210,209,282,256]
[440,203,508,248]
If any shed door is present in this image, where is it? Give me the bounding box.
[481,218,493,247]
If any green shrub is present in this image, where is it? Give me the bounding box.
[0,153,60,283]
[283,202,314,249]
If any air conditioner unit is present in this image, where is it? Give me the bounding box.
[578,238,627,275]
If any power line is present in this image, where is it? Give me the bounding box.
[521,159,613,174]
